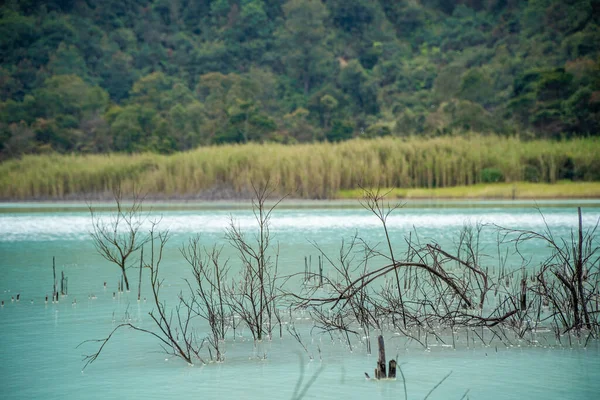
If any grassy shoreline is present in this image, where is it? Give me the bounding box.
[337,182,600,200]
[1,136,599,200]
[2,183,600,204]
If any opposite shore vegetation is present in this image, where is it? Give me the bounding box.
[1,135,600,200]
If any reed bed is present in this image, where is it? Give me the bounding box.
[1,135,599,200]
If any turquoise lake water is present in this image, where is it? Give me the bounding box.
[1,200,599,399]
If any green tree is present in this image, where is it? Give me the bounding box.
[307,85,348,129]
[319,94,338,129]
[27,14,77,67]
[100,51,138,101]
[168,101,206,149]
[562,87,599,133]
[0,67,24,101]
[326,119,354,142]
[239,0,271,41]
[0,10,37,64]
[458,67,495,107]
[47,43,89,80]
[509,67,577,135]
[280,0,332,96]
[337,60,378,114]
[35,75,108,120]
[130,71,175,110]
[108,105,145,152]
[433,64,464,100]
[327,0,376,35]
[0,121,35,158]
[283,107,315,141]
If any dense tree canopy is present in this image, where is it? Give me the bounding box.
[0,0,598,158]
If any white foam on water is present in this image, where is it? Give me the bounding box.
[1,208,598,242]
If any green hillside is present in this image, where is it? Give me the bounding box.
[1,0,599,159]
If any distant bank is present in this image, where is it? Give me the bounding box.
[1,136,599,201]
[338,182,600,200]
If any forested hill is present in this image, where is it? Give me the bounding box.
[1,0,599,159]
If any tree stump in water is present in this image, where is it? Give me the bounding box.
[388,359,397,379]
[369,335,397,380]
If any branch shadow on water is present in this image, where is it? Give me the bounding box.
[291,353,324,400]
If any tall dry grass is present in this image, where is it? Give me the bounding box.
[1,135,599,199]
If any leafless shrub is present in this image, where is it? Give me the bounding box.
[294,189,600,350]
[89,186,148,291]
[497,207,600,337]
[79,220,207,369]
[181,238,230,361]
[82,186,600,372]
[225,182,286,341]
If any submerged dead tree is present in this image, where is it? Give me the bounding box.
[361,189,407,328]
[81,182,290,369]
[89,187,148,291]
[181,238,230,361]
[80,220,206,369]
[294,189,600,350]
[499,206,599,335]
[81,186,600,371]
[225,182,285,341]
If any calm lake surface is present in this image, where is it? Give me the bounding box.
[1,200,599,399]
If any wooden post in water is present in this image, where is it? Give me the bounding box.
[52,256,57,302]
[520,276,527,311]
[61,270,65,295]
[138,248,144,301]
[375,335,387,379]
[319,256,323,287]
[304,256,308,282]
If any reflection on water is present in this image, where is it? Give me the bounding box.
[0,201,599,400]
